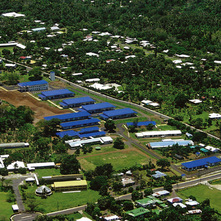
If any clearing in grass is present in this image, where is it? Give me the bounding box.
[0,191,15,220]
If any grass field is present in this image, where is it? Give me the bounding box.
[177,184,221,213]
[0,191,14,220]
[35,168,61,178]
[79,150,150,171]
[23,184,100,213]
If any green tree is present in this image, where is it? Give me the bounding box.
[174,93,188,108]
[144,188,153,197]
[60,155,81,174]
[104,119,116,132]
[131,190,143,201]
[90,176,108,191]
[164,181,172,192]
[28,67,42,81]
[113,137,125,149]
[156,159,170,170]
[123,201,134,211]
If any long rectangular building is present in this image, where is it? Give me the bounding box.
[38,89,74,100]
[60,96,95,108]
[147,139,194,149]
[52,180,87,191]
[100,108,137,120]
[182,156,221,171]
[18,80,48,92]
[44,111,90,122]
[126,121,156,127]
[81,102,115,114]
[136,130,182,138]
[60,118,100,129]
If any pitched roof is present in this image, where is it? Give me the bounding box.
[18,80,48,87]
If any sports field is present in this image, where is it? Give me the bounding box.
[79,149,152,171]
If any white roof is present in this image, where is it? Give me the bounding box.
[100,136,113,143]
[25,177,35,182]
[152,190,170,197]
[27,162,55,170]
[7,161,25,170]
[76,218,92,221]
[175,54,190,58]
[2,12,25,17]
[136,130,182,138]
[104,215,120,221]
[98,32,112,36]
[86,52,99,57]
[51,26,60,31]
[189,99,202,104]
[89,83,112,90]
[125,55,136,59]
[214,60,221,64]
[5,63,16,67]
[72,73,83,76]
[209,113,221,119]
[187,209,202,214]
[16,43,26,49]
[173,203,186,208]
[149,102,159,107]
[173,59,182,64]
[12,205,19,211]
[185,201,199,206]
[0,157,4,169]
[205,146,219,152]
[163,49,169,53]
[141,100,152,104]
[85,78,100,82]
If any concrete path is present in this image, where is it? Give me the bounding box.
[12,178,26,212]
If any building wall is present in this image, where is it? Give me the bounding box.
[53,184,87,191]
[19,83,48,92]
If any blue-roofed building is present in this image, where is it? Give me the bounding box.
[61,118,100,129]
[182,156,221,171]
[60,97,95,108]
[147,139,194,149]
[81,102,115,114]
[79,126,99,134]
[17,80,48,92]
[38,89,74,100]
[44,111,90,122]
[100,108,137,120]
[126,121,156,127]
[56,130,79,138]
[79,131,106,138]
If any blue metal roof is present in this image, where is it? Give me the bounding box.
[81,102,115,112]
[61,118,100,129]
[44,111,90,121]
[126,121,156,127]
[182,156,221,169]
[61,97,95,105]
[102,108,137,117]
[56,130,79,138]
[79,131,106,138]
[18,80,48,87]
[79,126,99,134]
[99,114,108,120]
[149,140,193,148]
[41,89,74,97]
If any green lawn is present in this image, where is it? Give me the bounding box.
[23,184,100,213]
[0,191,15,220]
[177,184,221,213]
[77,144,122,157]
[79,150,150,171]
[35,168,61,178]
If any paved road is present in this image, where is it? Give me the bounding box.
[12,178,27,212]
[11,212,39,221]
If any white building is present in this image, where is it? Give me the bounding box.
[27,162,55,171]
[209,113,221,119]
[136,130,182,138]
[189,99,202,104]
[2,12,25,17]
[7,161,25,170]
